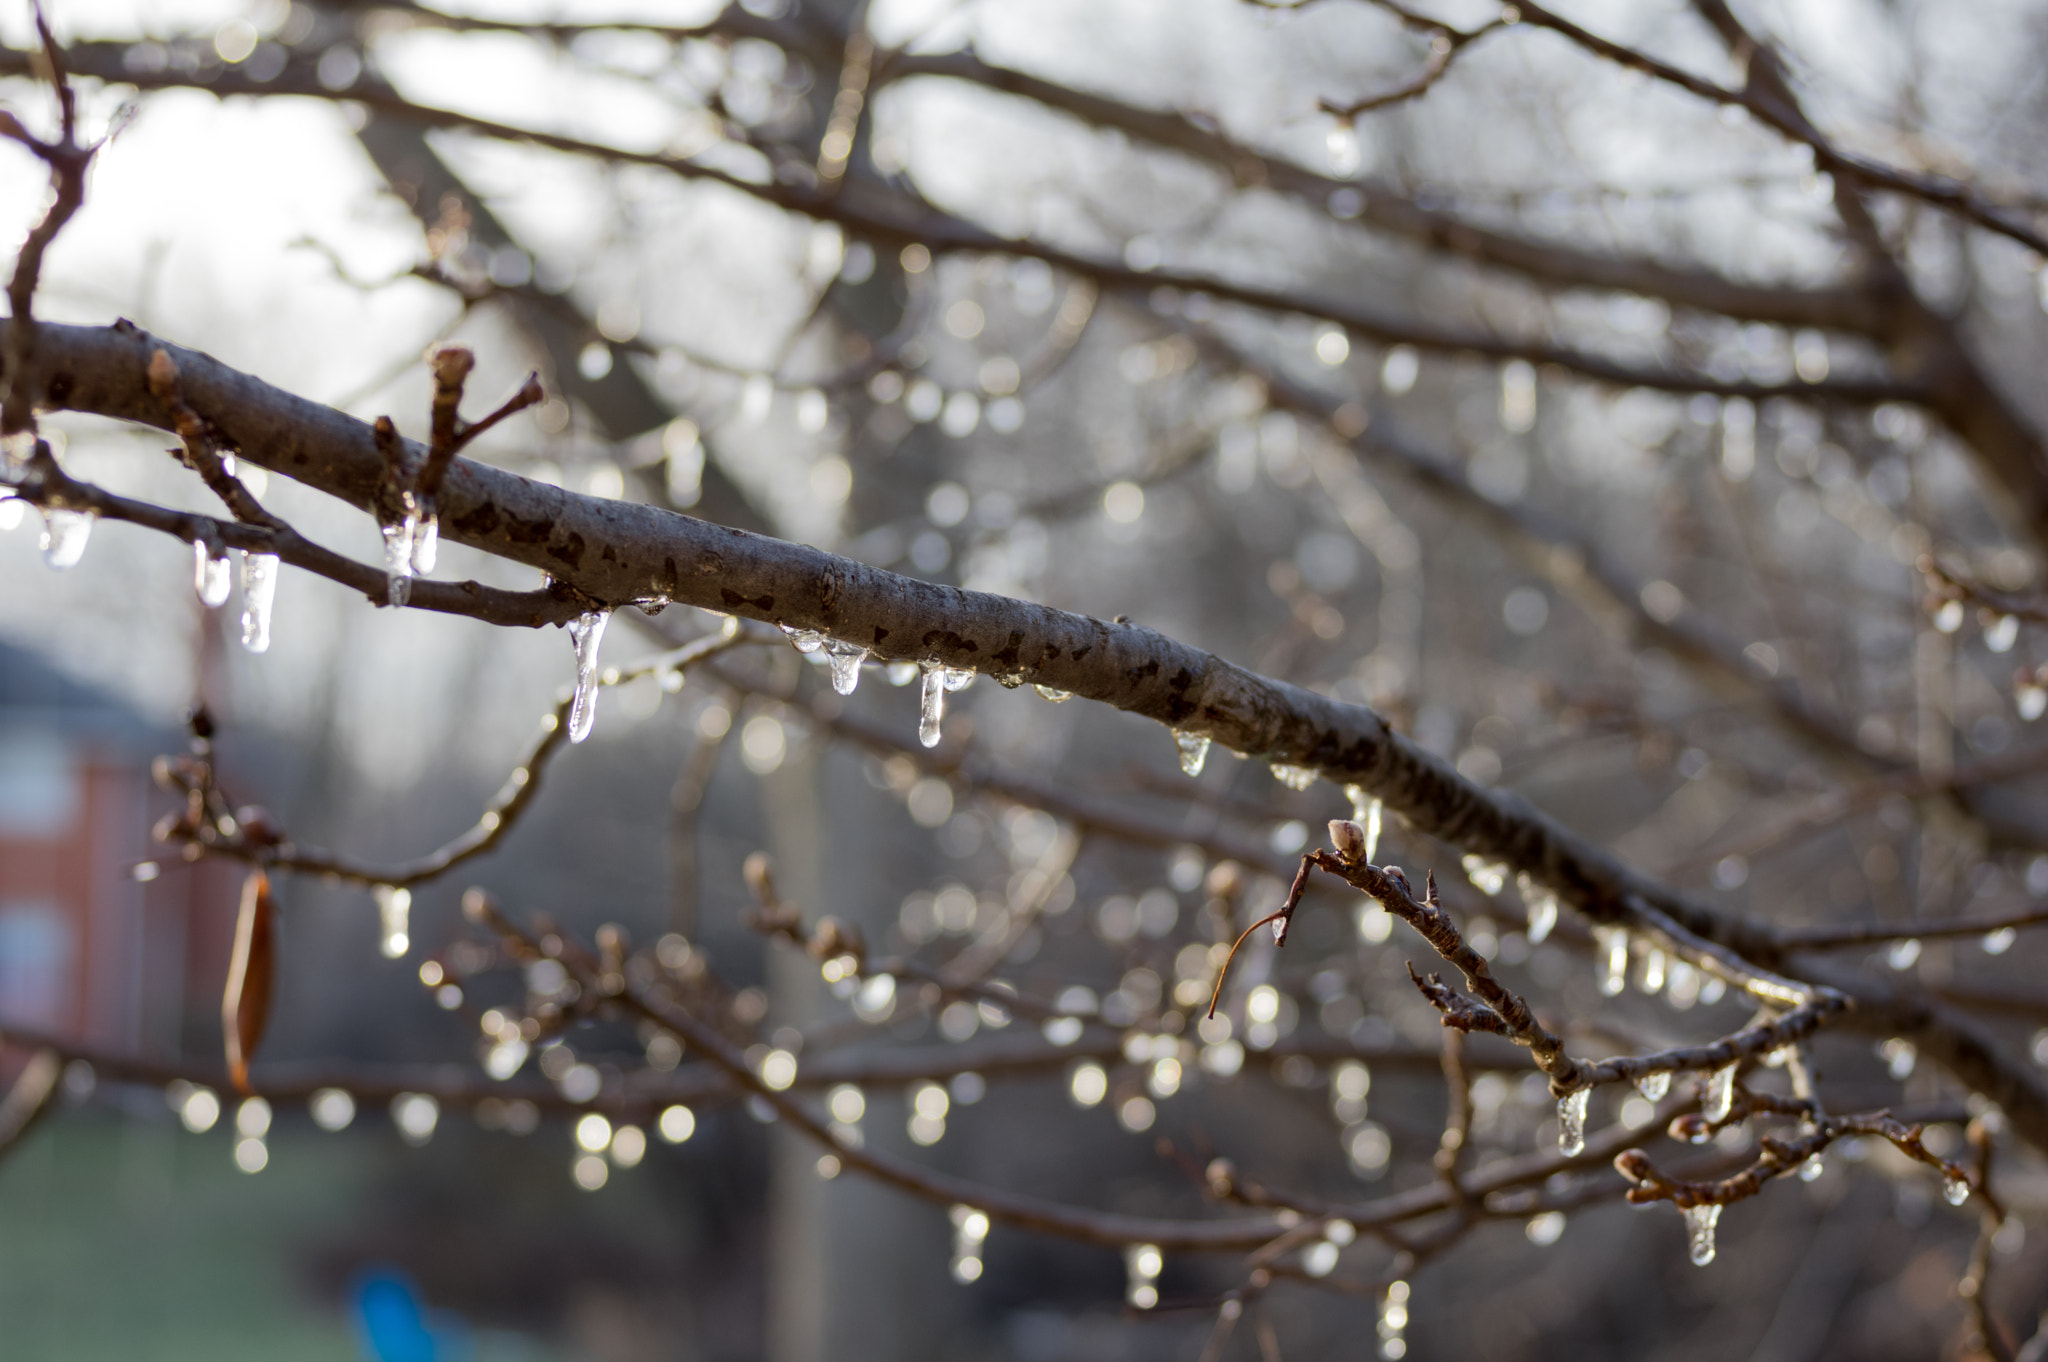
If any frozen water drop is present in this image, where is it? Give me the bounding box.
[1034,684,1072,702]
[1521,875,1559,944]
[1703,1061,1738,1123]
[1557,1088,1589,1155]
[1934,600,1964,633]
[887,659,919,687]
[1270,762,1316,791]
[239,552,278,653]
[567,610,610,744]
[919,660,947,748]
[2020,684,2047,722]
[1982,927,2016,955]
[824,640,866,695]
[193,541,232,607]
[1798,1155,1823,1182]
[373,884,411,959]
[1945,1177,1971,1206]
[1635,1071,1670,1102]
[1174,730,1210,777]
[1597,928,1629,996]
[1682,1202,1721,1266]
[38,507,94,569]
[780,623,824,654]
[942,667,974,692]
[1986,614,2019,653]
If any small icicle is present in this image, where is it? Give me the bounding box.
[942,667,974,692]
[38,507,94,570]
[1641,948,1667,994]
[1557,1088,1589,1155]
[1985,614,2019,654]
[1682,1203,1721,1266]
[919,659,947,748]
[1173,730,1210,777]
[1703,1061,1738,1123]
[193,541,232,607]
[1944,1177,1971,1206]
[1269,762,1317,791]
[374,885,411,958]
[1636,1071,1670,1102]
[1461,854,1507,895]
[239,552,279,654]
[779,623,825,654]
[1520,874,1559,944]
[381,509,417,607]
[567,610,610,744]
[1034,684,1072,702]
[1597,927,1629,996]
[824,639,866,695]
[412,505,439,574]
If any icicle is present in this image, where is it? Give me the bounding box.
[239,552,278,653]
[824,639,866,695]
[1270,762,1317,791]
[1557,1088,1589,1155]
[1124,1243,1162,1309]
[192,541,232,607]
[1338,790,1384,861]
[949,1204,989,1283]
[1520,874,1559,944]
[1034,684,1072,702]
[1173,730,1210,777]
[565,611,610,743]
[1461,854,1507,895]
[1682,1203,1721,1266]
[38,507,94,569]
[2020,681,2048,722]
[1703,1062,1738,1123]
[412,504,438,574]
[1596,927,1628,996]
[1635,1071,1670,1101]
[374,885,411,958]
[381,507,418,607]
[919,659,947,748]
[1944,1177,1971,1206]
[1986,614,2019,653]
[1641,948,1667,994]
[942,667,974,692]
[779,623,825,654]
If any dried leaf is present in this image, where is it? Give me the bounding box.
[222,869,275,1095]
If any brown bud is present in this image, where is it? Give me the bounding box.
[1327,819,1368,864]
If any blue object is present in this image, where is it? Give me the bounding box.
[352,1267,464,1362]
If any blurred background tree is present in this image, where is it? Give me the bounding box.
[4,0,2048,1358]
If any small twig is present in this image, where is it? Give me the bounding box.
[1779,905,2048,950]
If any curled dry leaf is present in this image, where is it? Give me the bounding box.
[222,869,275,1096]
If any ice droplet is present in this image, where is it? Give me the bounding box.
[1982,927,2016,955]
[192,541,232,607]
[374,884,411,958]
[824,639,866,695]
[38,507,94,569]
[1703,1062,1738,1123]
[1597,927,1629,996]
[942,667,974,692]
[1934,599,1964,633]
[1945,1177,1971,1206]
[1683,1202,1721,1265]
[239,551,278,653]
[1174,730,1210,776]
[919,660,947,748]
[567,610,610,744]
[780,623,825,654]
[1520,874,1559,944]
[1034,684,1072,702]
[1461,854,1507,896]
[1557,1088,1589,1155]
[1270,762,1317,791]
[1635,1071,1670,1102]
[1986,614,2019,653]
[1798,1155,1823,1182]
[2020,683,2047,721]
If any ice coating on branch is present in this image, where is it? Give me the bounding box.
[824,639,866,695]
[1597,927,1629,996]
[1034,684,1071,702]
[1519,873,1559,944]
[919,660,947,748]
[239,552,278,653]
[374,884,411,958]
[1557,1088,1589,1155]
[780,623,824,654]
[1635,1071,1670,1102]
[193,541,232,607]
[1945,1177,1971,1206]
[567,610,610,744]
[1269,762,1316,791]
[412,506,438,574]
[38,507,94,570]
[381,511,417,607]
[1173,731,1210,776]
[1703,1061,1738,1123]
[1683,1203,1721,1266]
